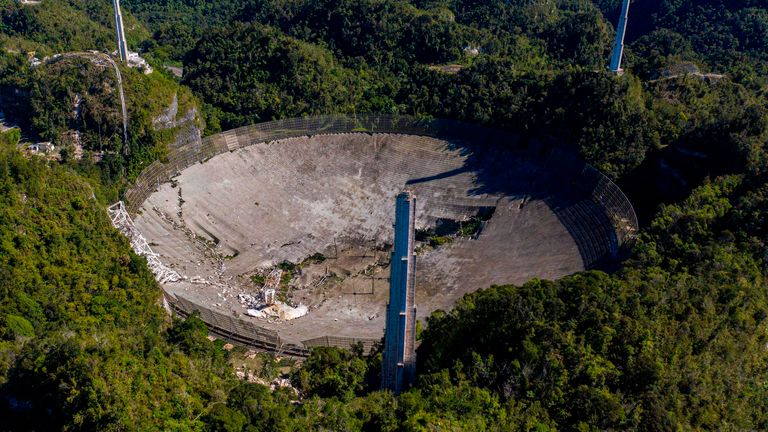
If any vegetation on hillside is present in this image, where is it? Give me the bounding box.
[0,0,148,55]
[0,51,198,201]
[0,144,235,430]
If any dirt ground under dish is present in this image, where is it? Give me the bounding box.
[135,133,587,344]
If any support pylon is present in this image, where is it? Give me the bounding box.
[112,0,129,62]
[609,0,631,74]
[381,190,417,394]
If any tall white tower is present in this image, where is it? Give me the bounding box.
[609,0,631,74]
[112,0,129,62]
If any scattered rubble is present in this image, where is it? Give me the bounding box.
[237,292,308,321]
[238,293,260,308]
[107,201,183,283]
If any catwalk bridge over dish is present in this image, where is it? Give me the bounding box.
[117,115,638,354]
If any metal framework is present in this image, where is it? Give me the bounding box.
[107,201,182,284]
[262,268,282,305]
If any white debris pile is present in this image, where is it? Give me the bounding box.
[234,267,309,321]
[279,303,308,320]
[245,308,265,318]
[238,293,269,318]
[237,292,308,321]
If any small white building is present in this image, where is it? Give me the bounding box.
[113,50,153,74]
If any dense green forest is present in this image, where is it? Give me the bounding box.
[1,0,767,430]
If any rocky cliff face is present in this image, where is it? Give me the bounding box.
[152,92,201,149]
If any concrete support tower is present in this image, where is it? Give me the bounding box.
[112,0,129,62]
[381,190,417,394]
[609,0,631,74]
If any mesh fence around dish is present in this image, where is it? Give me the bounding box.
[123,115,485,214]
[542,148,638,262]
[124,116,636,239]
[165,294,381,355]
[129,115,638,354]
[302,336,381,353]
[165,294,311,356]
